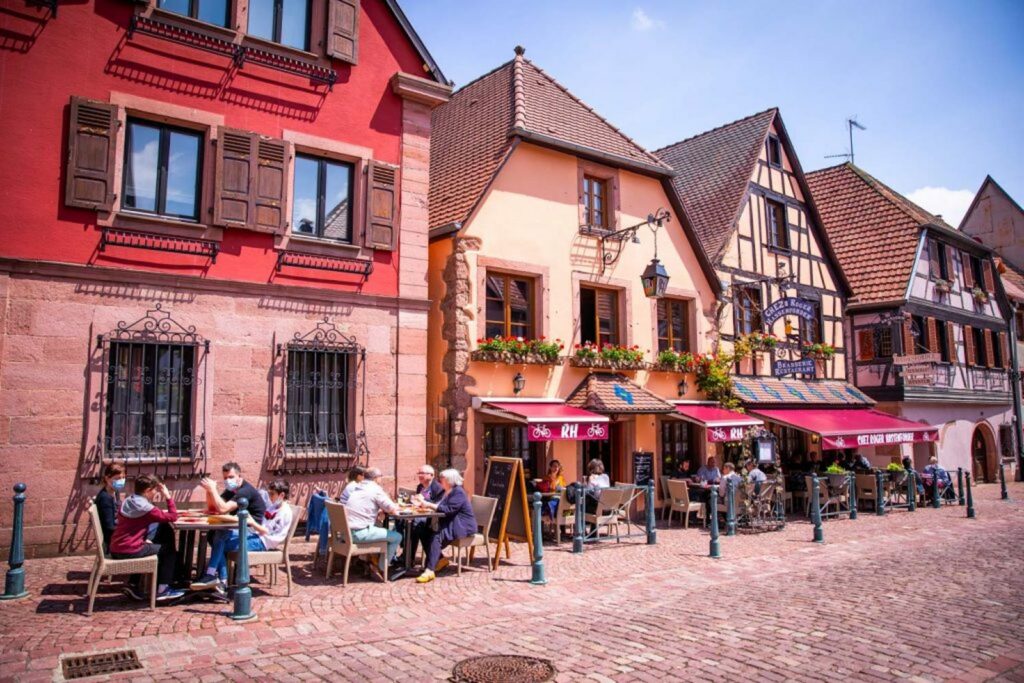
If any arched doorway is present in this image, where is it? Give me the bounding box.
[971,423,996,483]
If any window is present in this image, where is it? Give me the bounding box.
[582,175,608,228]
[1017,309,1024,339]
[248,0,311,51]
[799,301,824,347]
[285,349,352,454]
[973,327,987,367]
[734,285,763,336]
[485,274,533,339]
[992,331,1003,368]
[936,320,951,363]
[483,423,541,481]
[877,326,894,358]
[856,329,875,361]
[580,286,619,346]
[292,154,355,242]
[968,254,984,288]
[910,315,929,354]
[770,424,805,460]
[105,342,195,458]
[767,135,782,168]
[929,240,950,280]
[123,120,202,220]
[657,299,690,352]
[660,420,694,475]
[766,199,789,249]
[157,0,229,27]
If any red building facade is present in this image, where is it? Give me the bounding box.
[0,0,450,555]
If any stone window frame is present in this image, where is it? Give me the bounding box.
[571,272,633,348]
[649,287,699,354]
[576,160,621,232]
[474,257,550,343]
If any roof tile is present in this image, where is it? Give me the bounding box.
[565,373,675,414]
[732,377,874,406]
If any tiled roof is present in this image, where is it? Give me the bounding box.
[999,259,1024,301]
[429,48,671,232]
[805,163,952,305]
[654,109,777,262]
[732,377,874,407]
[565,373,675,414]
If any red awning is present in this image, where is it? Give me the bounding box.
[674,405,763,443]
[482,402,609,442]
[751,408,939,451]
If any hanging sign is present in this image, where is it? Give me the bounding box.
[892,353,940,366]
[902,365,935,386]
[773,358,816,377]
[763,297,817,326]
[527,422,609,442]
[707,426,748,443]
[822,429,939,451]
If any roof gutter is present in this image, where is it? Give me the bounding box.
[924,221,995,254]
[511,127,675,179]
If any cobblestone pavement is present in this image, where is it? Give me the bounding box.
[1,482,1022,682]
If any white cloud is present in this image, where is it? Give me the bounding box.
[905,186,975,226]
[630,8,664,32]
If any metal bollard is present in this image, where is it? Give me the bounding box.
[848,472,857,520]
[645,481,657,545]
[230,497,256,621]
[874,470,886,516]
[572,483,585,554]
[811,474,823,543]
[932,471,941,509]
[957,467,965,506]
[725,480,736,537]
[1,484,29,601]
[530,492,547,585]
[908,470,916,512]
[708,486,721,559]
[999,460,1008,500]
[965,473,976,519]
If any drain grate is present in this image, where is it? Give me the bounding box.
[452,655,556,683]
[62,649,143,680]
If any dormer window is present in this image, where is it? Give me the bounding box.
[767,135,782,168]
[928,239,950,280]
[582,175,608,229]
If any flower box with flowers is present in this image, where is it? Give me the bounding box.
[971,286,989,304]
[471,336,565,365]
[570,342,647,370]
[652,349,697,373]
[801,342,836,361]
[933,278,953,294]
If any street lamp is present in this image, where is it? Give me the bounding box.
[512,372,525,395]
[677,377,689,397]
[640,209,670,299]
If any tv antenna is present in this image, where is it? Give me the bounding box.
[825,117,867,164]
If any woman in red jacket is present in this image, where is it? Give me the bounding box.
[109,474,185,602]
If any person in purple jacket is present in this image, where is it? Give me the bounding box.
[414,469,478,584]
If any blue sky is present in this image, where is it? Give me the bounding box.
[403,0,1024,224]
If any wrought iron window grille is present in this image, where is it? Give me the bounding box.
[91,304,209,482]
[99,227,219,263]
[275,250,373,277]
[127,14,337,90]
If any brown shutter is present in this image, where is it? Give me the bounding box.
[364,161,398,250]
[999,331,1009,369]
[857,329,875,361]
[213,127,254,227]
[945,321,956,363]
[902,319,915,355]
[253,137,289,234]
[944,247,955,282]
[926,317,939,354]
[962,251,975,288]
[65,97,118,211]
[928,240,941,278]
[326,0,359,64]
[982,260,995,293]
[964,325,975,366]
[984,330,995,368]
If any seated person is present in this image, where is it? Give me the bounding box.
[922,456,951,491]
[718,462,742,500]
[851,451,872,472]
[541,460,567,520]
[584,459,611,515]
[192,480,294,597]
[108,474,184,602]
[343,467,402,581]
[415,469,478,584]
[200,461,267,525]
[339,466,367,505]
[674,459,694,479]
[902,456,925,496]
[744,459,767,495]
[405,465,445,568]
[94,462,126,554]
[695,456,721,485]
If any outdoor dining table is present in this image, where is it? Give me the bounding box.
[385,506,446,578]
[171,517,237,583]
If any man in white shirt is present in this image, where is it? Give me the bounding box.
[343,467,401,581]
[718,462,742,500]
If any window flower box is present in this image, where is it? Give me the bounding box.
[472,337,565,366]
[801,342,836,361]
[652,349,696,373]
[933,278,953,295]
[971,286,989,305]
[570,342,647,370]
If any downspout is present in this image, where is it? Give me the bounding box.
[1009,300,1024,481]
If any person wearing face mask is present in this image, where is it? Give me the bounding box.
[191,480,293,597]
[200,462,267,524]
[94,463,126,554]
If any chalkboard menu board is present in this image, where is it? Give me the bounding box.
[483,457,515,540]
[482,456,534,568]
[632,451,654,487]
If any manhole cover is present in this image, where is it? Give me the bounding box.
[452,655,556,683]
[62,650,142,680]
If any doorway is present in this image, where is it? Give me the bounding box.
[580,422,623,482]
[971,425,990,482]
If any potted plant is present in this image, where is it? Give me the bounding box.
[571,342,647,370]
[971,285,989,305]
[933,278,953,295]
[802,342,836,361]
[654,348,696,373]
[472,336,565,365]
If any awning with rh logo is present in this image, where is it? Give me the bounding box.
[673,404,763,442]
[750,408,939,451]
[480,401,610,442]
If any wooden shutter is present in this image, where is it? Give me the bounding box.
[326,0,359,64]
[964,325,975,366]
[598,290,618,344]
[213,127,254,226]
[999,331,1009,369]
[982,260,995,293]
[65,97,118,211]
[364,161,397,250]
[926,317,939,354]
[945,321,956,364]
[902,319,915,355]
[984,329,995,368]
[962,251,975,288]
[856,329,875,361]
[927,240,941,278]
[253,137,288,234]
[944,247,955,282]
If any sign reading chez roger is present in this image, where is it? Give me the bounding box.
[763,297,817,325]
[527,422,609,442]
[822,429,938,450]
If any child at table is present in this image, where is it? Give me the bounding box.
[109,474,184,602]
[191,480,294,597]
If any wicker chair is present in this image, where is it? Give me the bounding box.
[553,488,576,545]
[226,503,302,596]
[450,495,497,575]
[665,479,704,529]
[324,501,388,585]
[584,487,627,541]
[85,501,158,614]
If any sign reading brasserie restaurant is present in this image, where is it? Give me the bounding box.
[527,421,608,442]
[774,358,816,378]
[763,297,817,325]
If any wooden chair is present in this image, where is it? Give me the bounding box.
[779,476,794,513]
[227,503,302,596]
[856,474,878,511]
[584,487,627,541]
[450,495,498,575]
[85,501,158,614]
[553,488,575,545]
[659,475,672,520]
[665,479,704,529]
[803,476,833,517]
[324,501,388,585]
